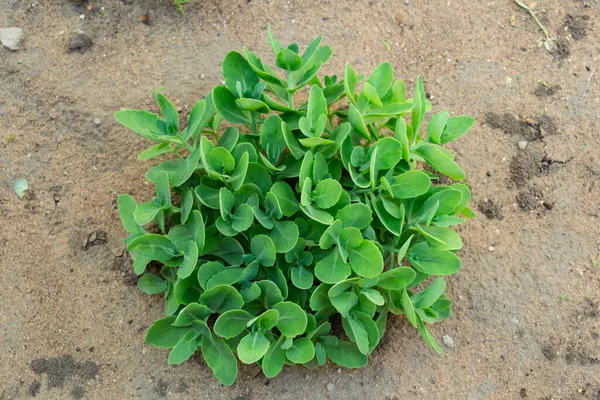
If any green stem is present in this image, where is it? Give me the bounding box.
[250,113,258,135]
[514,0,551,40]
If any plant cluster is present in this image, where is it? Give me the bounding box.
[115,29,475,386]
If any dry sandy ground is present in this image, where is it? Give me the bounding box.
[0,0,599,399]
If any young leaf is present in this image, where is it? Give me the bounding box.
[201,333,238,386]
[222,51,260,98]
[286,337,316,363]
[118,194,146,235]
[199,284,244,314]
[347,240,383,278]
[251,234,277,266]
[168,331,200,364]
[324,341,368,368]
[336,203,372,230]
[440,116,475,144]
[342,316,370,355]
[274,301,307,337]
[290,265,314,290]
[413,143,465,181]
[213,310,254,339]
[367,62,394,98]
[173,303,212,327]
[407,242,461,275]
[145,316,191,349]
[412,277,446,309]
[330,292,358,316]
[377,267,416,290]
[270,220,300,253]
[262,337,285,378]
[138,274,168,295]
[213,86,250,124]
[156,93,179,134]
[178,241,199,279]
[314,249,351,284]
[312,179,343,209]
[427,111,449,144]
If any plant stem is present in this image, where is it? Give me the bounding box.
[250,113,258,135]
[514,0,551,40]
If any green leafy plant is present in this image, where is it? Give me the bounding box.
[173,0,192,14]
[115,29,475,386]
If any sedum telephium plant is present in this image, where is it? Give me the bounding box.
[115,29,475,386]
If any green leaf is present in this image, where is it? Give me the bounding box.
[114,110,165,141]
[118,194,145,235]
[377,267,416,290]
[339,227,363,249]
[199,285,244,314]
[413,143,465,181]
[385,170,431,199]
[217,127,240,151]
[427,111,449,144]
[361,82,382,107]
[314,249,351,284]
[290,265,314,290]
[253,309,280,330]
[361,289,385,306]
[128,234,176,262]
[185,98,212,142]
[201,333,238,386]
[274,301,307,337]
[214,310,254,339]
[270,220,300,253]
[138,142,174,161]
[188,210,205,253]
[416,316,443,354]
[412,277,446,309]
[319,219,343,249]
[222,51,260,98]
[286,338,315,363]
[173,303,212,327]
[300,204,334,225]
[336,203,372,230]
[251,234,276,266]
[133,255,150,275]
[257,280,284,308]
[407,242,461,275]
[344,63,357,105]
[267,25,283,54]
[213,237,244,266]
[417,225,462,251]
[368,137,403,170]
[312,179,342,209]
[262,337,285,378]
[348,104,369,140]
[138,274,168,295]
[367,62,394,98]
[270,182,300,217]
[178,241,199,279]
[231,204,254,233]
[282,122,306,159]
[330,292,358,316]
[411,76,426,137]
[260,114,286,163]
[179,189,193,224]
[342,316,369,355]
[325,341,368,368]
[328,278,361,297]
[213,86,250,124]
[171,147,202,187]
[227,151,249,191]
[208,147,236,174]
[145,316,190,349]
[347,240,383,278]
[400,288,417,328]
[440,116,475,144]
[206,267,244,290]
[156,93,179,134]
[236,98,269,113]
[168,331,200,364]
[276,48,303,70]
[133,201,165,225]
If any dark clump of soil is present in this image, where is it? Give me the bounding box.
[478,199,504,220]
[564,14,589,41]
[534,83,561,98]
[516,188,544,212]
[541,343,558,360]
[29,380,41,397]
[485,113,557,141]
[30,355,99,389]
[553,37,571,60]
[510,152,541,186]
[68,33,93,53]
[154,378,168,397]
[111,253,138,286]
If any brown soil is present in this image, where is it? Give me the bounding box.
[1,1,599,399]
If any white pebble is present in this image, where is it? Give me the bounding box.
[442,335,454,349]
[327,383,335,391]
[94,118,101,125]
[518,141,528,150]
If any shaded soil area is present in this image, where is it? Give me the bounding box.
[1,0,599,399]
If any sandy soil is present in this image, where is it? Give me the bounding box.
[1,0,599,399]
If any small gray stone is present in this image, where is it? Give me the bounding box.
[518,141,528,150]
[0,27,24,51]
[442,334,455,349]
[94,118,101,125]
[68,32,93,52]
[327,383,335,391]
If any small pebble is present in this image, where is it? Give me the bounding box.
[94,118,101,125]
[200,73,205,79]
[0,27,24,51]
[518,141,528,150]
[488,246,495,252]
[442,335,454,349]
[327,383,335,391]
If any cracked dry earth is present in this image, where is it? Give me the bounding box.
[1,0,599,399]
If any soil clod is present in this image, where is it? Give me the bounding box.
[564,15,589,41]
[478,199,504,220]
[68,32,93,52]
[83,230,108,249]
